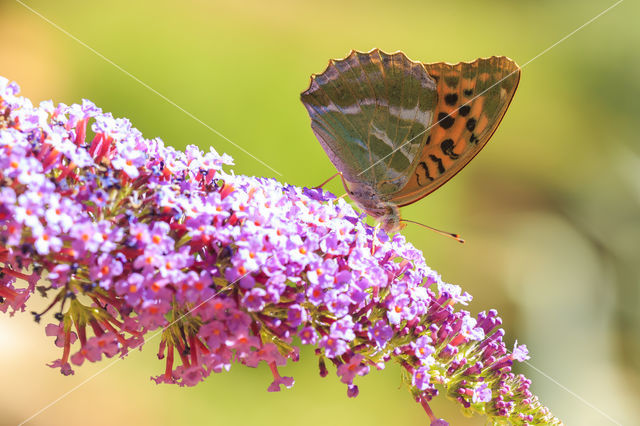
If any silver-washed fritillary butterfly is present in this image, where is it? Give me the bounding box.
[300,49,520,233]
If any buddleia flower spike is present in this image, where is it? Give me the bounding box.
[0,76,559,424]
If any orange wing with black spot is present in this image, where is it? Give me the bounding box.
[390,56,520,207]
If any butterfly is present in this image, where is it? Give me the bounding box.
[300,49,520,234]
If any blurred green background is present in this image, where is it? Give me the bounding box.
[1,0,638,424]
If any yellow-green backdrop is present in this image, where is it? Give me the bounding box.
[1,0,638,425]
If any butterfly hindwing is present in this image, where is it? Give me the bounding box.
[301,49,438,195]
[391,56,520,207]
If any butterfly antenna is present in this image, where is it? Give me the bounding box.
[400,219,465,244]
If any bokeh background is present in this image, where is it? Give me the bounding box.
[1,0,638,425]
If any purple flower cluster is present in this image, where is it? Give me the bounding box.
[0,77,560,424]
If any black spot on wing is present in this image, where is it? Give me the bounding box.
[458,105,470,117]
[466,118,477,132]
[440,139,458,160]
[416,161,434,186]
[444,93,458,106]
[463,89,473,96]
[437,112,454,129]
[429,154,445,174]
[445,76,459,87]
[469,133,479,144]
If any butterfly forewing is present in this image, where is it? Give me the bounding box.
[391,56,520,207]
[301,49,438,195]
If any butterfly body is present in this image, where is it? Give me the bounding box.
[301,49,520,232]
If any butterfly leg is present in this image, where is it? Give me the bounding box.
[314,172,342,189]
[337,173,353,196]
[317,172,355,202]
